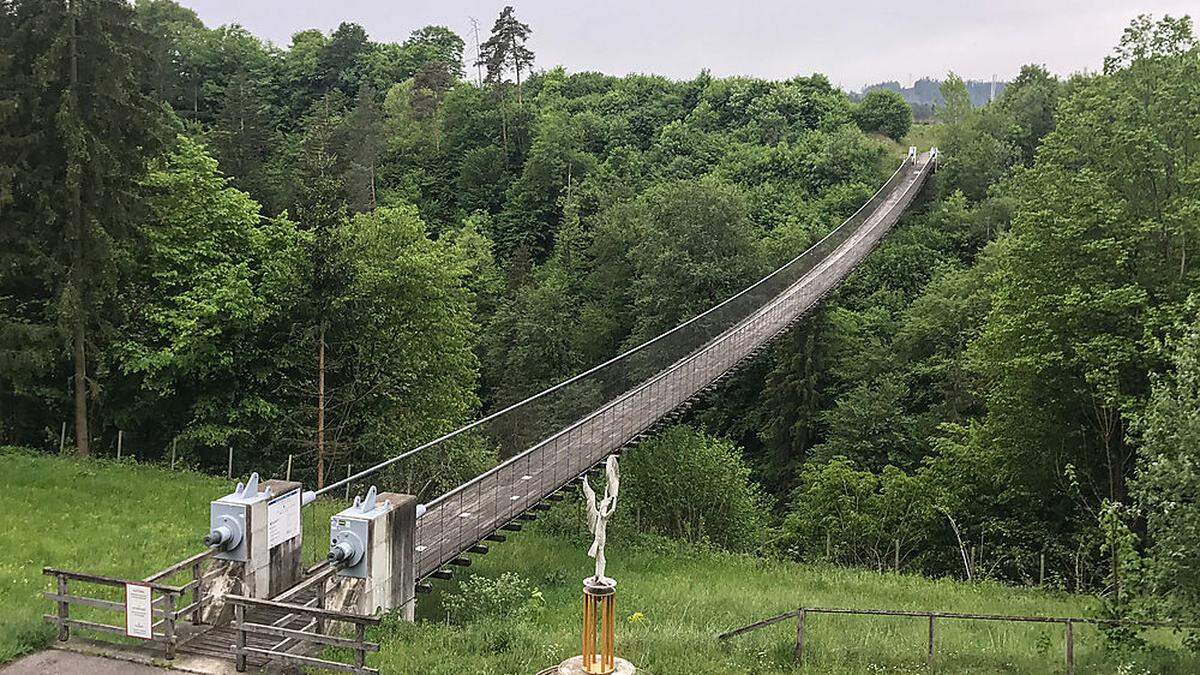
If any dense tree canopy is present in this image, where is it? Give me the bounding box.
[2,4,1198,626]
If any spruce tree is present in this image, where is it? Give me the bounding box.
[212,71,272,203]
[290,94,348,487]
[0,0,168,456]
[338,86,384,213]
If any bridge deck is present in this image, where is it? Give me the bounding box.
[175,585,320,667]
[414,156,933,578]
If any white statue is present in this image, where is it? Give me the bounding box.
[581,456,620,585]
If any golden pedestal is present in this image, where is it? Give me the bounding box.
[581,579,616,674]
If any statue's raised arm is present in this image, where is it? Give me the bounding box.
[582,475,599,534]
[580,456,620,585]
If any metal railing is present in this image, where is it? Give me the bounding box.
[228,594,380,674]
[718,605,1200,675]
[302,155,933,576]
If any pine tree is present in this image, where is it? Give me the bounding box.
[0,2,17,210]
[477,6,534,100]
[318,21,369,96]
[0,0,168,456]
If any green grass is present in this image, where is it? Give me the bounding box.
[381,528,1197,674]
[902,122,944,153]
[873,123,945,165]
[0,448,228,662]
[1,449,1195,674]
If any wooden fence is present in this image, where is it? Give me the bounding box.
[718,606,1200,675]
[43,567,193,658]
[227,594,380,674]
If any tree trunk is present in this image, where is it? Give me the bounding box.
[71,317,89,457]
[68,0,89,458]
[369,163,377,210]
[317,323,326,489]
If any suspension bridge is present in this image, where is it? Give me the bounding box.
[40,152,934,673]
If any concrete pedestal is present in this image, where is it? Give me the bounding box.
[555,656,637,675]
[201,477,304,625]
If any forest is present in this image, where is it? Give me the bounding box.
[1,0,1198,643]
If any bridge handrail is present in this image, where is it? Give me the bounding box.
[313,159,911,500]
[409,157,931,574]
[422,157,927,512]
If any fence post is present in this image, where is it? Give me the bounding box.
[227,447,233,479]
[316,576,326,636]
[1065,620,1074,675]
[117,430,123,461]
[1040,552,1046,586]
[56,574,69,641]
[59,421,67,453]
[286,454,293,481]
[927,614,935,667]
[234,601,247,672]
[355,622,367,671]
[164,591,177,659]
[794,609,805,662]
[191,560,203,624]
[171,439,177,470]
[345,464,352,500]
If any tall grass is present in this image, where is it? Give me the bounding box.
[377,522,1197,674]
[0,448,228,662]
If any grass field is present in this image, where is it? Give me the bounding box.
[902,123,944,153]
[1,448,1196,673]
[874,123,945,165]
[390,531,1196,674]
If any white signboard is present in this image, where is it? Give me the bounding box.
[267,488,301,548]
[125,582,153,640]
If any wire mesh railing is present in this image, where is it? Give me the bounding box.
[303,154,933,574]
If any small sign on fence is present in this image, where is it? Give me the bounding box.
[124,582,153,639]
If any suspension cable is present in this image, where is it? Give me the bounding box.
[310,158,912,501]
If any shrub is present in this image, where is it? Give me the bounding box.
[618,425,769,552]
[781,457,938,572]
[442,572,544,625]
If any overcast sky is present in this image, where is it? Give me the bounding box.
[181,0,1195,90]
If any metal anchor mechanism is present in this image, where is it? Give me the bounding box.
[204,472,272,561]
[328,485,392,578]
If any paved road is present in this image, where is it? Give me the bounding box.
[1,651,169,674]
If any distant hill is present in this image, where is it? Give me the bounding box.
[858,77,1008,120]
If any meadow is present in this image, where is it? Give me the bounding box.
[1,448,1196,674]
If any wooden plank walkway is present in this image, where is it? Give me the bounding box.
[414,156,934,579]
[176,584,321,667]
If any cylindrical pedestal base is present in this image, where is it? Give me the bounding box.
[556,655,636,675]
[581,579,616,675]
